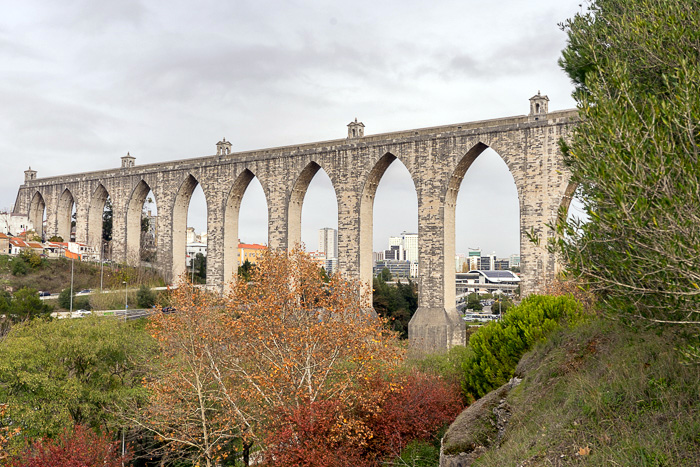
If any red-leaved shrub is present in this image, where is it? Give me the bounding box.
[10,425,125,467]
[264,371,464,465]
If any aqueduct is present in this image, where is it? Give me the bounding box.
[13,93,578,351]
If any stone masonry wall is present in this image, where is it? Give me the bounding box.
[13,108,578,352]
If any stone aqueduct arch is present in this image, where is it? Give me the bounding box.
[13,96,578,351]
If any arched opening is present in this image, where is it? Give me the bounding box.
[449,144,520,309]
[360,153,418,313]
[57,188,75,242]
[28,191,46,240]
[289,162,339,275]
[224,171,268,285]
[179,178,208,284]
[87,184,110,257]
[126,180,158,266]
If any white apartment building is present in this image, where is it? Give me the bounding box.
[318,227,338,259]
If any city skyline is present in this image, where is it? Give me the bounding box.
[2,1,584,256]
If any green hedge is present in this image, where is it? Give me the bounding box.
[462,295,585,399]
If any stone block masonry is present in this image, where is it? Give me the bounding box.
[13,94,578,352]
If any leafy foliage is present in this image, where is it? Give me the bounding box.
[237,259,253,281]
[136,285,156,308]
[465,293,482,311]
[372,275,418,338]
[102,199,113,242]
[556,0,700,324]
[8,288,50,320]
[264,371,463,466]
[57,287,73,310]
[462,295,584,399]
[9,425,125,467]
[0,317,153,442]
[138,249,403,466]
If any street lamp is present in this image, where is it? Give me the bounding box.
[123,280,127,322]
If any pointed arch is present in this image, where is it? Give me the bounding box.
[87,184,110,252]
[446,143,520,306]
[28,191,46,239]
[223,169,261,284]
[359,152,418,288]
[288,161,339,252]
[126,179,154,266]
[172,174,202,280]
[57,188,75,241]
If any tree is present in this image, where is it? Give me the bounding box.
[47,235,63,242]
[9,425,125,467]
[138,249,402,466]
[136,285,156,308]
[102,199,112,242]
[221,248,401,456]
[380,267,392,282]
[465,293,482,311]
[557,0,700,324]
[132,284,246,467]
[57,287,73,310]
[9,288,50,320]
[0,318,153,443]
[237,259,253,282]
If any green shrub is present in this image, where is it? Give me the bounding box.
[136,285,156,308]
[11,258,28,276]
[58,288,73,310]
[462,295,584,399]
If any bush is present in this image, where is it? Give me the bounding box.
[462,295,585,399]
[264,371,463,465]
[11,259,28,276]
[57,288,73,310]
[136,285,156,308]
[9,425,125,467]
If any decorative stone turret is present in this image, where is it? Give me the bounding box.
[24,166,37,183]
[216,138,232,156]
[347,118,365,139]
[529,91,549,121]
[121,152,135,168]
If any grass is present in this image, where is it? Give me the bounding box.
[472,317,700,466]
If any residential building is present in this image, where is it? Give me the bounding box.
[318,228,338,259]
[186,242,207,267]
[0,233,9,254]
[238,242,266,265]
[0,212,33,236]
[494,259,510,270]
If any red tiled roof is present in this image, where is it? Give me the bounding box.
[238,243,266,250]
[9,238,29,248]
[0,233,9,239]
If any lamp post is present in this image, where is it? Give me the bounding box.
[69,249,74,313]
[123,280,127,322]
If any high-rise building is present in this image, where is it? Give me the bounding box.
[468,248,481,271]
[509,254,521,268]
[478,252,496,271]
[386,232,418,276]
[318,227,338,259]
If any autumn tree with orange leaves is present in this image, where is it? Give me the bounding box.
[135,248,403,466]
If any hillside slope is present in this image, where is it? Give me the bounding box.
[443,317,700,466]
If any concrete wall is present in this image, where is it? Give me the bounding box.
[13,106,577,352]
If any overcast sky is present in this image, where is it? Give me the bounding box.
[1,0,583,257]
